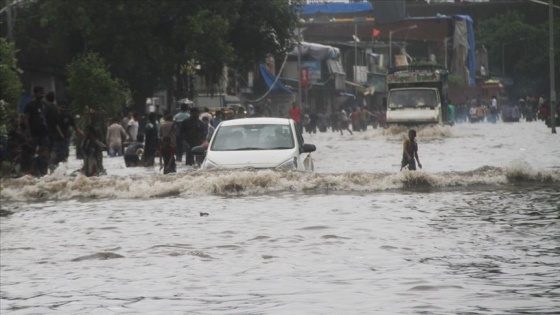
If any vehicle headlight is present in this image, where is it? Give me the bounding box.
[202,159,219,170]
[276,157,297,171]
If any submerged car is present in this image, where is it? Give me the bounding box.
[192,117,316,171]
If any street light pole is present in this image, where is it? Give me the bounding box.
[388,25,417,68]
[528,0,557,133]
[549,0,556,133]
[354,23,358,96]
[297,13,302,111]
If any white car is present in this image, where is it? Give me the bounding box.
[192,117,316,171]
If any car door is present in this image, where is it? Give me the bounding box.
[292,120,314,171]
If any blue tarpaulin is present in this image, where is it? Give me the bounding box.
[259,64,292,95]
[338,92,355,99]
[300,2,374,15]
[454,15,476,87]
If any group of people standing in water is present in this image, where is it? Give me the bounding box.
[2,89,428,178]
[2,86,83,177]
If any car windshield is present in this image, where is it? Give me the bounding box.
[388,90,437,108]
[210,124,294,151]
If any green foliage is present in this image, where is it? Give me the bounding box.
[476,11,534,45]
[448,74,464,87]
[0,38,22,171]
[184,7,236,90]
[0,38,23,137]
[229,0,297,70]
[476,11,543,73]
[475,10,559,98]
[15,0,297,111]
[0,38,23,106]
[66,52,128,123]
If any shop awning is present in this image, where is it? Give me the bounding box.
[339,92,355,99]
[260,64,293,94]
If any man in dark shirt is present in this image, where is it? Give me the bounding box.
[141,112,159,167]
[44,91,61,170]
[55,101,83,163]
[22,86,49,175]
[44,92,60,147]
[180,107,207,166]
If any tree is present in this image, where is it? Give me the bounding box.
[35,0,176,113]
[13,0,297,113]
[65,52,128,126]
[475,10,560,99]
[0,37,23,139]
[0,38,23,106]
[229,0,297,71]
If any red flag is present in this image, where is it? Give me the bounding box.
[372,28,380,37]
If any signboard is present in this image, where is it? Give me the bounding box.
[301,60,321,84]
[387,71,442,84]
[354,66,368,84]
[285,60,321,85]
[301,67,310,87]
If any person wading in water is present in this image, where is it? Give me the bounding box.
[401,129,422,171]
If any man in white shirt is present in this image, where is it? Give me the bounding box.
[490,96,498,123]
[127,112,139,142]
[106,118,128,157]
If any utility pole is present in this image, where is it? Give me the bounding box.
[354,23,358,96]
[297,13,303,110]
[527,0,557,133]
[549,0,556,133]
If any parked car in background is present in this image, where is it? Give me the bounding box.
[192,117,316,171]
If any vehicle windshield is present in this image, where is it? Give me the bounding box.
[388,90,437,109]
[211,124,294,151]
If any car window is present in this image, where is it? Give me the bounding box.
[211,124,294,151]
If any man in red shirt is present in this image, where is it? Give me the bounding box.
[289,102,302,134]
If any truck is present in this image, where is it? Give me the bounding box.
[385,65,452,126]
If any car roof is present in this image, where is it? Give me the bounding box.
[219,117,292,127]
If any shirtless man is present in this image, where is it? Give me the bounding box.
[401,129,422,171]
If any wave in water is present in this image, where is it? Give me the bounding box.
[1,163,559,202]
[381,124,455,140]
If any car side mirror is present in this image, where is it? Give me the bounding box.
[191,146,206,155]
[301,143,316,153]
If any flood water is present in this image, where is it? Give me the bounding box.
[1,121,559,314]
